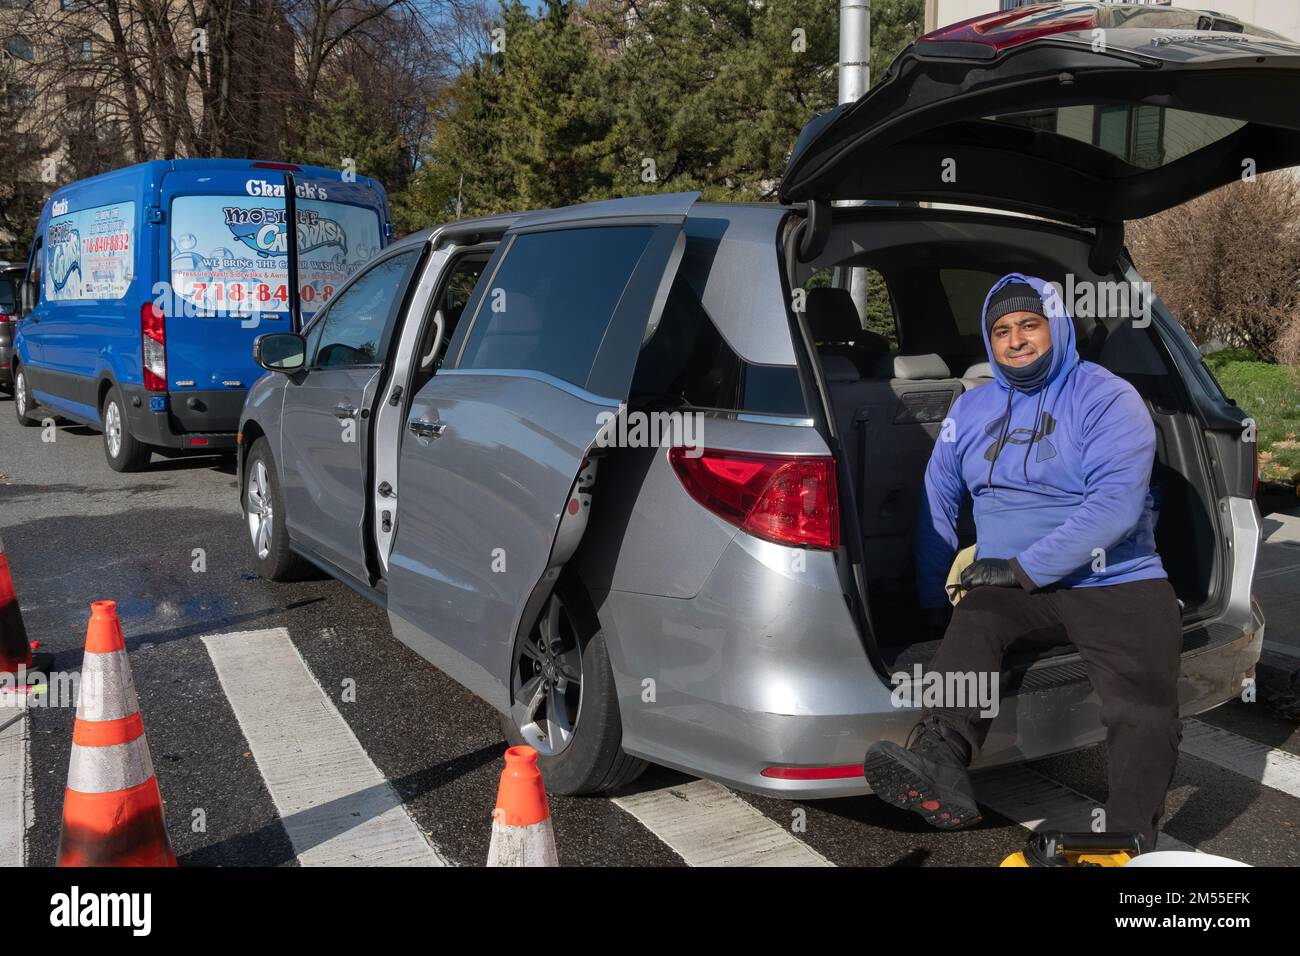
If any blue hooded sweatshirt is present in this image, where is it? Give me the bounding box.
[914,273,1166,608]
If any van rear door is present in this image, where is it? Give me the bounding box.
[159,170,386,429]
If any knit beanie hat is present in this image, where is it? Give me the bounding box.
[985,281,1044,333]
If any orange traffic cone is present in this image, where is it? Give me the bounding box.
[57,601,175,867]
[486,746,558,866]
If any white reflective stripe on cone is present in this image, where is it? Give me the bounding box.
[66,736,156,794]
[76,650,140,723]
[486,819,559,867]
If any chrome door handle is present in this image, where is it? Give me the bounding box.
[408,418,447,440]
[334,402,359,419]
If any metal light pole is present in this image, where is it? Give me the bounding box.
[838,0,871,321]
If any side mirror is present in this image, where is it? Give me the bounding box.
[254,332,306,372]
[20,275,35,317]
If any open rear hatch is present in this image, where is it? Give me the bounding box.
[782,3,1283,681]
[780,2,1300,225]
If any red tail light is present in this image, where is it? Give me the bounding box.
[668,448,840,551]
[919,3,1099,55]
[251,162,303,171]
[141,302,166,391]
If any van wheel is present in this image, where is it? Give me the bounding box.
[500,578,648,796]
[13,365,40,427]
[243,437,310,582]
[101,387,152,472]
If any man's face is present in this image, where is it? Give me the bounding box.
[990,310,1052,368]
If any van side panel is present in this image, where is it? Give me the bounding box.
[25,164,159,425]
[20,159,392,453]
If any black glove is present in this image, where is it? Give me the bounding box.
[960,557,1019,591]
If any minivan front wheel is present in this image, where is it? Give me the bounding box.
[243,437,309,582]
[500,578,648,795]
[13,365,40,427]
[101,387,152,472]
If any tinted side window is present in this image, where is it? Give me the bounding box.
[458,226,655,388]
[939,268,1001,338]
[313,250,420,369]
[631,273,806,416]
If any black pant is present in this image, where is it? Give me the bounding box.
[922,577,1183,848]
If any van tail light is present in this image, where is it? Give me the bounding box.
[141,302,166,391]
[668,448,839,551]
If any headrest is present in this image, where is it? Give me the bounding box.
[854,328,891,358]
[890,353,952,381]
[962,360,993,380]
[805,287,862,343]
[820,355,860,383]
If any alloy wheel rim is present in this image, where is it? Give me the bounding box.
[510,593,584,756]
[246,460,273,560]
[15,372,25,416]
[105,401,122,458]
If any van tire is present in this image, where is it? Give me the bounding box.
[499,577,649,796]
[12,365,40,427]
[243,437,310,582]
[101,386,152,472]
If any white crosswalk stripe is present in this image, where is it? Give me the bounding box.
[203,628,448,867]
[973,764,1195,852]
[1181,717,1300,799]
[0,705,31,867]
[612,778,833,866]
[977,764,1196,853]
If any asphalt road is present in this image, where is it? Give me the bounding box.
[2,394,1299,867]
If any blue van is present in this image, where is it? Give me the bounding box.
[11,159,392,470]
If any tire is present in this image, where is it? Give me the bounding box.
[499,576,648,796]
[243,436,310,582]
[13,364,40,427]
[101,386,152,472]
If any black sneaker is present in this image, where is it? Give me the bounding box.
[863,716,982,829]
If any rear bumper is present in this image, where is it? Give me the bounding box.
[596,501,1265,801]
[0,341,12,387]
[120,384,241,450]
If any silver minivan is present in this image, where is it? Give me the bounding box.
[238,4,1293,797]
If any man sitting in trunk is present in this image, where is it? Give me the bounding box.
[862,273,1182,853]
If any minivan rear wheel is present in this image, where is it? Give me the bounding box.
[500,577,648,796]
[13,365,40,427]
[101,386,152,472]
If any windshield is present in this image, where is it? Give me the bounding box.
[169,193,383,319]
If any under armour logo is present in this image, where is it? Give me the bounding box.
[984,411,1057,463]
